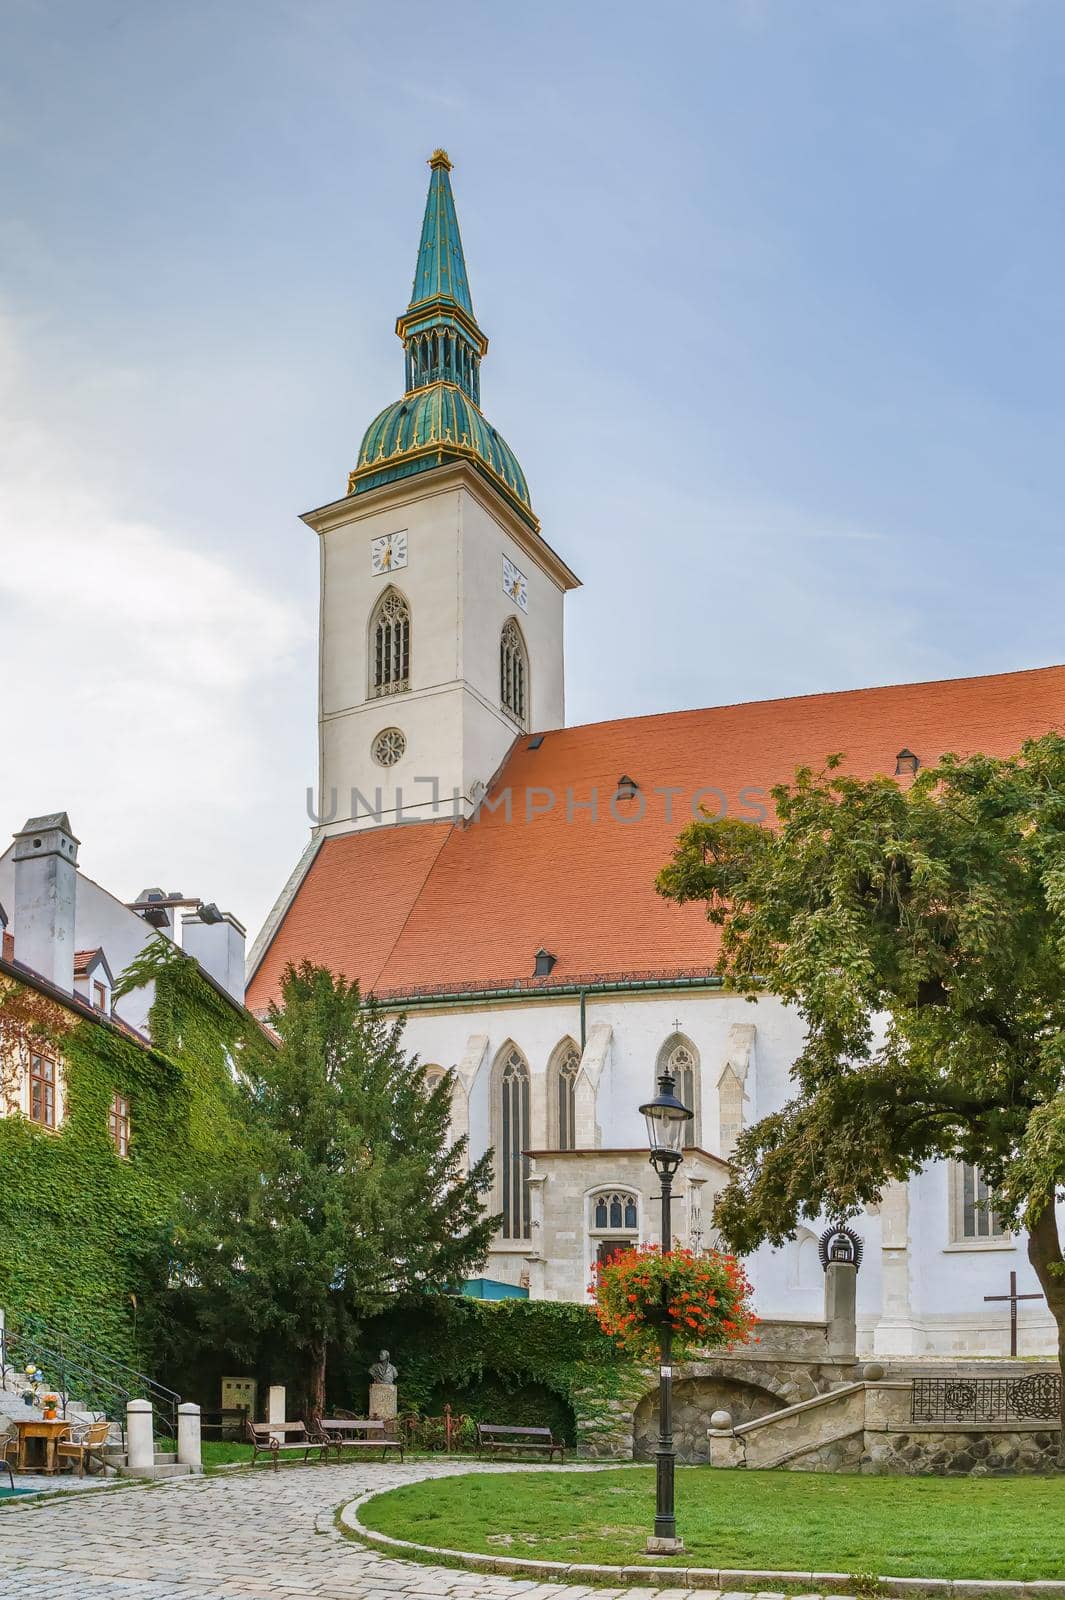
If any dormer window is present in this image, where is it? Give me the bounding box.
[73,949,114,1014]
[616,775,640,801]
[534,947,556,977]
[895,749,920,776]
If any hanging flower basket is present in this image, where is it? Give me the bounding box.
[591,1246,758,1364]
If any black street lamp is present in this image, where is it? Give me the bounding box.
[639,1069,693,1552]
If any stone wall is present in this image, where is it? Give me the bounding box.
[597,1337,856,1464]
[863,1425,1061,1476]
[634,1375,782,1463]
[707,1379,1064,1476]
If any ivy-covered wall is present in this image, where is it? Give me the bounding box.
[348,1297,650,1454]
[0,943,249,1375]
[162,1292,649,1455]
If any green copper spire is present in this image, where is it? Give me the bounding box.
[396,150,488,404]
[348,152,538,531]
[409,148,474,315]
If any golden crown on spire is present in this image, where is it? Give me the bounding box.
[428,147,453,170]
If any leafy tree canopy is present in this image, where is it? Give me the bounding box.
[657,734,1065,1435]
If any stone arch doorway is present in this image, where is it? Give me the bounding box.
[633,1375,782,1464]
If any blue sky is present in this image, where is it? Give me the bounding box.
[2,0,1064,932]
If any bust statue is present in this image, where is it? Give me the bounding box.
[369,1349,397,1385]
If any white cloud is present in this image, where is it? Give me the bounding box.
[0,307,307,929]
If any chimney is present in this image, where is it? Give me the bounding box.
[181,905,247,1005]
[12,812,79,992]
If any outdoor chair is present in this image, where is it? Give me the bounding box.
[0,1430,15,1492]
[55,1419,112,1477]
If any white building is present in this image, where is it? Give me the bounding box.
[0,809,246,1052]
[246,151,1061,1360]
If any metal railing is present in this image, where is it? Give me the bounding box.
[911,1373,1061,1424]
[1,1311,181,1437]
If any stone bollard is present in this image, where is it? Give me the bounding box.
[126,1398,155,1474]
[177,1401,202,1472]
[267,1385,286,1443]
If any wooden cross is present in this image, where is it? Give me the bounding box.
[984,1269,1044,1358]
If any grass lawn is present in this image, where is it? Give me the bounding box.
[356,1466,1065,1581]
[202,1440,255,1468]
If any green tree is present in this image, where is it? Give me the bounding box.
[170,963,496,1414]
[657,735,1065,1448]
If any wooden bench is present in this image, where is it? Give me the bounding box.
[475,1423,564,1462]
[313,1416,404,1462]
[245,1419,329,1471]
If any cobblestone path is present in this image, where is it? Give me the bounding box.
[0,1460,759,1600]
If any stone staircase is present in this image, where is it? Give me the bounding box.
[707,1361,1062,1475]
[0,1309,193,1479]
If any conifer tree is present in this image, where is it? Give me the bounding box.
[171,963,495,1414]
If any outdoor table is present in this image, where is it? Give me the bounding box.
[13,1418,70,1474]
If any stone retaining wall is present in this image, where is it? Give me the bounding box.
[708,1379,1063,1475]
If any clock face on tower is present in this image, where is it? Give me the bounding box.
[371,530,408,575]
[501,554,528,612]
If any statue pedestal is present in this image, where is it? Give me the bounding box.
[369,1382,398,1434]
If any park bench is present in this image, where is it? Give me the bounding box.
[475,1423,565,1462]
[314,1415,404,1462]
[245,1418,330,1471]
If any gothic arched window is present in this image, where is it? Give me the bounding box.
[500,618,528,728]
[498,1046,531,1240]
[656,1034,700,1147]
[551,1040,579,1150]
[421,1063,446,1096]
[370,588,410,697]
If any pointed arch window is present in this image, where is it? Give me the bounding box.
[371,588,410,697]
[499,1046,531,1240]
[656,1034,700,1147]
[500,618,528,728]
[551,1041,580,1150]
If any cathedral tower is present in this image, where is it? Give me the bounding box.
[304,151,579,834]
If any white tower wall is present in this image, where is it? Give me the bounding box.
[311,467,569,836]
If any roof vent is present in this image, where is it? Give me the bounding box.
[615,774,640,800]
[895,749,920,776]
[534,947,557,978]
[528,734,545,751]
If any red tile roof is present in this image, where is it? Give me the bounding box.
[246,664,1065,1010]
[73,948,103,976]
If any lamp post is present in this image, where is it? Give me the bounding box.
[639,1069,693,1553]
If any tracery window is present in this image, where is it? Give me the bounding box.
[371,588,410,696]
[552,1041,579,1150]
[372,727,406,767]
[500,618,528,727]
[499,1047,530,1240]
[657,1034,700,1146]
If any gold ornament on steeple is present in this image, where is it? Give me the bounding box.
[428,147,453,170]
